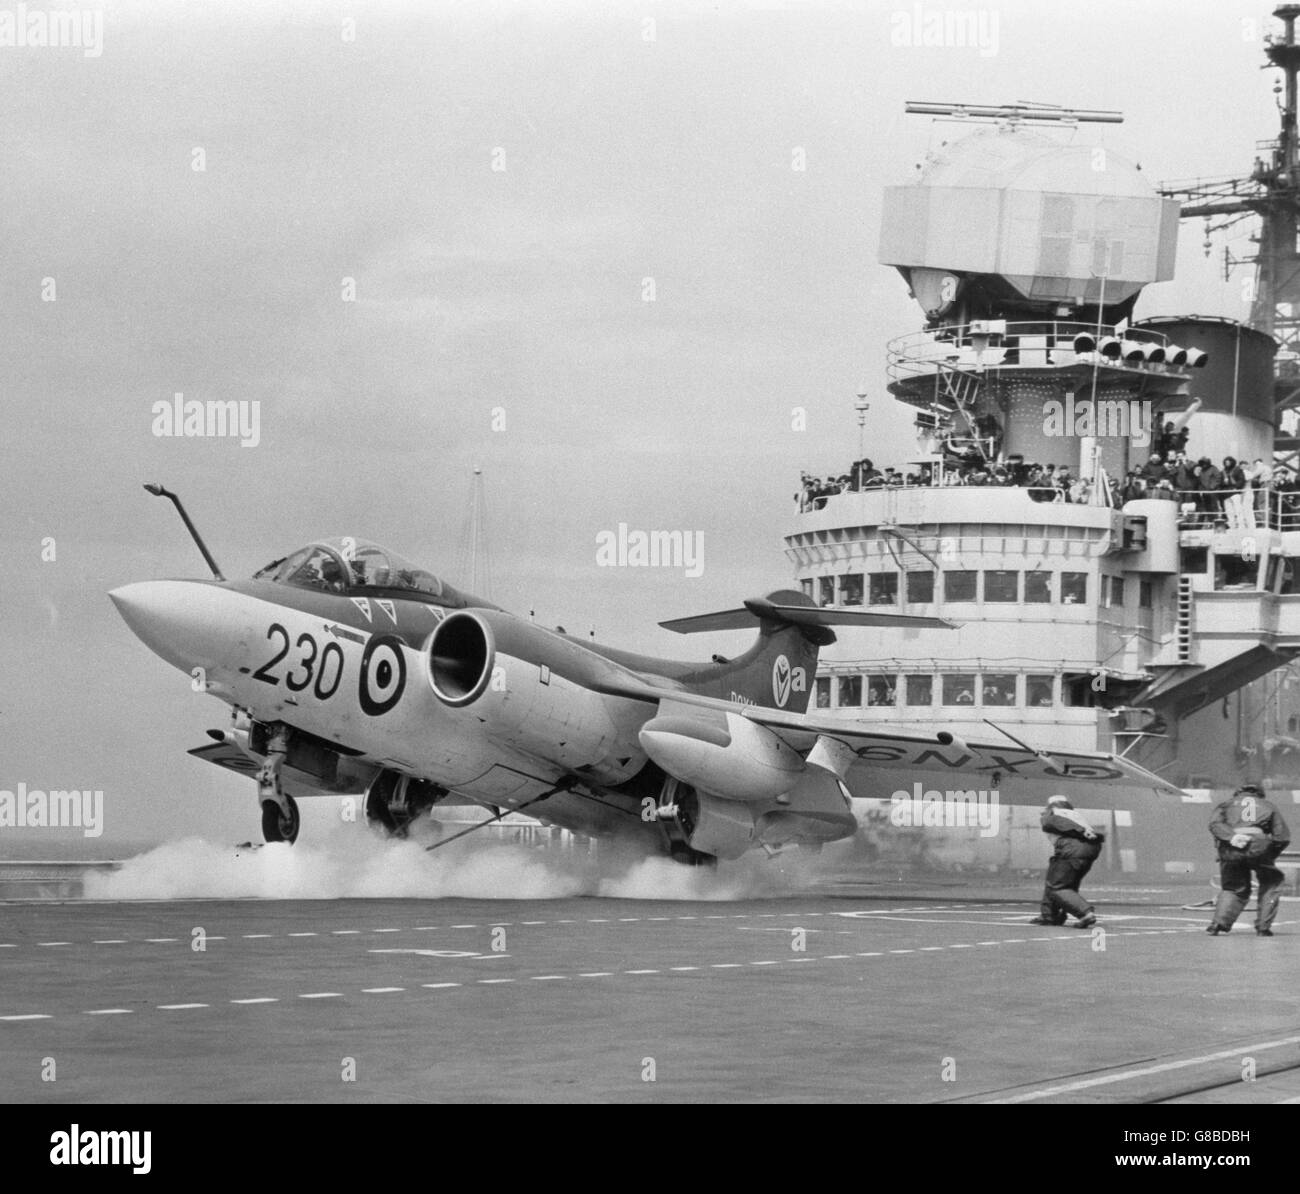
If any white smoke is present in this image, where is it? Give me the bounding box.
[83,826,816,902]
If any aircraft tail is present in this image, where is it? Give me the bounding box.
[659,589,957,714]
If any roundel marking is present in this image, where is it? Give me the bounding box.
[359,634,407,716]
[771,654,792,708]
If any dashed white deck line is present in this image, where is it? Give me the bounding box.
[288,932,318,937]
[144,938,178,943]
[92,939,127,945]
[371,929,400,934]
[206,936,226,941]
[38,942,72,947]
[331,930,361,935]
[618,917,641,922]
[521,920,546,926]
[0,944,15,949]
[451,924,476,929]
[0,926,1208,1023]
[243,934,273,939]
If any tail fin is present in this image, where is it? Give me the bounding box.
[659,589,957,714]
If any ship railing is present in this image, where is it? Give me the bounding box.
[795,480,1090,513]
[794,483,1300,529]
[1174,489,1300,533]
[885,320,1176,385]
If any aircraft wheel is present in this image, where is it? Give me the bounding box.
[262,795,300,844]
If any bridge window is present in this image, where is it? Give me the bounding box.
[942,673,976,705]
[1139,580,1153,608]
[905,675,933,706]
[1180,547,1208,574]
[944,570,978,602]
[837,676,862,707]
[905,570,935,603]
[982,673,1017,706]
[869,572,899,605]
[1215,554,1257,590]
[866,674,896,706]
[1024,570,1052,603]
[839,574,864,606]
[1061,572,1088,604]
[814,676,831,708]
[1109,577,1125,607]
[818,577,835,607]
[1026,674,1055,707]
[984,570,1019,603]
[800,578,814,600]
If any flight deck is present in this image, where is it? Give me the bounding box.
[2,890,1296,1104]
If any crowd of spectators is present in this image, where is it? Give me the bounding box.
[797,421,1300,528]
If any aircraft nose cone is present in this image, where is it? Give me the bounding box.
[110,580,228,674]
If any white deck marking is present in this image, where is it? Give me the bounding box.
[421,982,460,989]
[1,1014,51,1021]
[85,1009,133,1015]
[298,992,342,999]
[361,987,404,994]
[990,1033,1300,1103]
[230,998,278,1005]
[158,1003,207,1010]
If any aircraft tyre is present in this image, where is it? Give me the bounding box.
[262,795,301,844]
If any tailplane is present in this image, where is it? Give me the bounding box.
[659,589,957,713]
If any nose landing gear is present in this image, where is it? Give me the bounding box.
[257,723,300,844]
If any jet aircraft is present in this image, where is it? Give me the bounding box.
[110,486,1182,863]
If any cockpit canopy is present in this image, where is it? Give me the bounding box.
[254,538,445,598]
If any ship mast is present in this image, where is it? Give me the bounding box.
[1159,4,1300,453]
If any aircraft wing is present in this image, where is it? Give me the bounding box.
[593,677,1182,795]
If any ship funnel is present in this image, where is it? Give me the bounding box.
[1140,343,1166,364]
[1098,336,1123,359]
[1165,344,1188,366]
[1184,346,1209,368]
[1072,331,1096,354]
[1121,340,1145,363]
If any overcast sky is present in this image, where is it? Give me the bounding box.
[0,0,1278,851]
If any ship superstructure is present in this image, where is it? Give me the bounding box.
[787,19,1300,882]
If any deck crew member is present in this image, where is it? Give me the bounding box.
[1206,783,1291,936]
[1029,795,1103,928]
